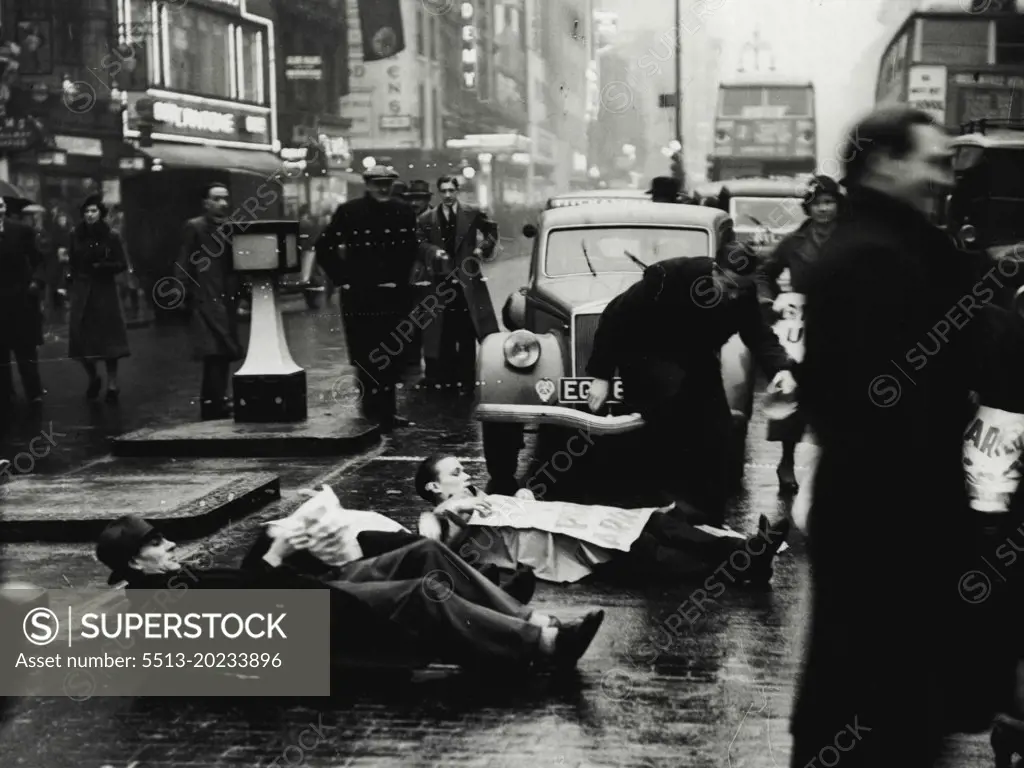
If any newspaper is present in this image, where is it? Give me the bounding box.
[964,403,1024,513]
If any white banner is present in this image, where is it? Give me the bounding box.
[772,289,805,363]
[467,496,656,552]
[964,404,1024,512]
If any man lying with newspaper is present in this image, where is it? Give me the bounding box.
[414,455,790,585]
[95,503,605,674]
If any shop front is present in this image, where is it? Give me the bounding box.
[117,0,283,308]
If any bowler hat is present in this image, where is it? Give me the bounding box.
[96,515,162,585]
[390,180,410,197]
[362,165,399,182]
[405,179,432,198]
[647,176,681,199]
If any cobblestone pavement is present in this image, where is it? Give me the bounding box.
[0,258,998,767]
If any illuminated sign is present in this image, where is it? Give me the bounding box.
[126,92,271,146]
[462,1,478,92]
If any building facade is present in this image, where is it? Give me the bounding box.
[273,0,357,217]
[1,0,126,213]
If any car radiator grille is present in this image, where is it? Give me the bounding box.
[573,313,602,377]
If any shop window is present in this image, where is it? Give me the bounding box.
[240,27,265,104]
[167,6,231,99]
[919,19,988,65]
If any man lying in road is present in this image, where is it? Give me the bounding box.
[95,515,605,672]
[415,455,790,585]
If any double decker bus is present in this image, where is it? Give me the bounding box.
[875,0,1024,129]
[707,77,817,182]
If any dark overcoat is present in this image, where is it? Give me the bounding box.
[67,221,130,360]
[0,219,45,349]
[175,215,243,361]
[416,205,500,359]
[315,194,419,373]
[792,187,1001,764]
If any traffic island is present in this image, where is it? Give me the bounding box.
[110,402,380,458]
[0,468,280,543]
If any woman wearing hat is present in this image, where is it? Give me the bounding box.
[762,175,843,494]
[67,195,130,402]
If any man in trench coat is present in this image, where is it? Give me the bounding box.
[0,197,46,411]
[416,174,499,390]
[175,182,243,421]
[791,107,999,767]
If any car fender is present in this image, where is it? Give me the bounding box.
[476,331,568,407]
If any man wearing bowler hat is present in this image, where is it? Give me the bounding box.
[648,176,682,204]
[94,514,605,671]
[316,165,419,432]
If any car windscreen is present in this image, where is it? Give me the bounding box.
[544,226,709,277]
[730,197,805,231]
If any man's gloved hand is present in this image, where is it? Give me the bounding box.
[769,370,797,395]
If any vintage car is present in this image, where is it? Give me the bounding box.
[944,120,1024,287]
[474,200,756,488]
[544,189,649,209]
[693,177,808,259]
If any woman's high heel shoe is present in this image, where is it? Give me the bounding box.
[992,713,1024,768]
[777,465,799,496]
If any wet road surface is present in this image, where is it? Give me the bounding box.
[0,256,997,767]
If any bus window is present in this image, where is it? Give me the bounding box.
[919,18,988,65]
[766,88,812,117]
[720,88,762,117]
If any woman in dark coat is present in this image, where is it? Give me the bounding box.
[67,195,130,402]
[761,175,842,494]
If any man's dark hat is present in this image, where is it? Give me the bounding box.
[647,176,681,198]
[716,241,758,277]
[363,165,399,182]
[390,180,410,197]
[96,515,161,585]
[405,179,432,198]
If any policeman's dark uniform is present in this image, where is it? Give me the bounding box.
[315,166,418,429]
[586,249,792,524]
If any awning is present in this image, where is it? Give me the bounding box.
[140,143,284,177]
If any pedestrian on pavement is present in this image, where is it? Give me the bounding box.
[95,515,605,672]
[416,174,499,391]
[315,166,419,432]
[49,210,73,311]
[761,175,844,494]
[415,455,791,585]
[176,182,243,421]
[402,179,434,376]
[647,176,681,203]
[0,196,46,410]
[790,106,997,767]
[67,195,131,403]
[585,243,796,525]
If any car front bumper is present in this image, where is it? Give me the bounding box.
[474,402,645,434]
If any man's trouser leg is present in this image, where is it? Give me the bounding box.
[336,539,531,619]
[201,357,231,418]
[643,514,738,559]
[342,578,542,665]
[344,309,399,423]
[452,297,478,388]
[14,346,42,400]
[482,422,524,494]
[620,532,718,581]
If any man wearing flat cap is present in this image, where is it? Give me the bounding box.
[584,241,797,525]
[94,514,604,671]
[315,165,419,431]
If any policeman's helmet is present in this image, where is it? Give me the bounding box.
[362,165,399,182]
[801,174,843,215]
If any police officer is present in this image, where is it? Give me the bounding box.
[315,165,419,432]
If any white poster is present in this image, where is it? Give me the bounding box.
[467,496,656,552]
[772,289,805,363]
[964,404,1024,512]
[908,65,948,124]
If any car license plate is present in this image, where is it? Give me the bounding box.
[558,377,624,404]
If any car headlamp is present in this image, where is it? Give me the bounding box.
[503,330,541,369]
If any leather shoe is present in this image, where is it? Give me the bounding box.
[550,610,604,669]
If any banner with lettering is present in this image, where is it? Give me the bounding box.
[964,403,1024,512]
[466,496,656,552]
[357,0,406,62]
